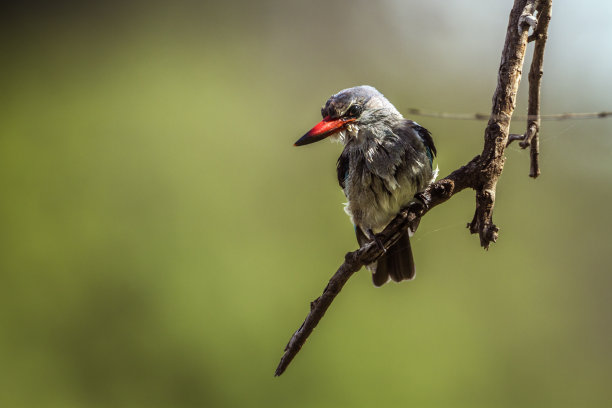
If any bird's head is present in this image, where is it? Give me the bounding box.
[294,85,402,146]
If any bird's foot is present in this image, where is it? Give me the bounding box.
[413,192,428,210]
[367,228,386,253]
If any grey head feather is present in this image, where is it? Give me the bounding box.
[321,85,402,124]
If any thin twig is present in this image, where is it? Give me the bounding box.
[524,0,551,178]
[507,133,526,144]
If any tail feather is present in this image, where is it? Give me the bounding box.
[355,227,416,287]
[371,231,415,287]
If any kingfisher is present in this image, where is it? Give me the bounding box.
[294,85,437,286]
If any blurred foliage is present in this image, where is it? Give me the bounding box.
[1,1,611,407]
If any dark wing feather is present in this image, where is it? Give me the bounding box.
[336,149,350,189]
[411,122,436,167]
[413,124,436,158]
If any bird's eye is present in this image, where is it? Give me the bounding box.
[346,104,362,118]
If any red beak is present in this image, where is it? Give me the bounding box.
[294,116,355,146]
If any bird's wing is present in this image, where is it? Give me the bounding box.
[336,149,350,190]
[404,120,436,166]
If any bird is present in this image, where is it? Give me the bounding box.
[294,85,437,286]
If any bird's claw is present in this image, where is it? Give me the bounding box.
[368,229,386,253]
[413,192,428,209]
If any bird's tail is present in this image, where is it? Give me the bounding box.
[371,230,415,287]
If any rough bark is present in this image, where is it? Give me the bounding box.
[507,0,552,178]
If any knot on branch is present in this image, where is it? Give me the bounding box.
[509,122,539,149]
[528,68,544,81]
[518,14,538,32]
[474,189,495,210]
[468,188,499,250]
[487,121,502,134]
[519,123,538,148]
[528,32,545,42]
[432,179,455,199]
[468,218,500,250]
[518,0,538,33]
[482,224,500,246]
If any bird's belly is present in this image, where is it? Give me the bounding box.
[344,176,417,234]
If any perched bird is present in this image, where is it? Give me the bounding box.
[294,85,437,286]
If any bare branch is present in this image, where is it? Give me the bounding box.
[275,0,553,376]
[466,0,535,249]
[507,133,527,145]
[522,0,552,178]
[275,173,465,376]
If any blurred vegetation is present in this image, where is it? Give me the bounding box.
[1,1,611,407]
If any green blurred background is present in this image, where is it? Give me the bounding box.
[1,1,611,407]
